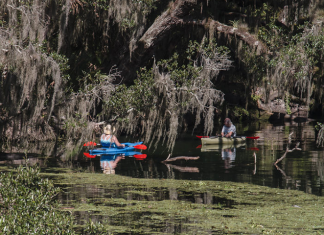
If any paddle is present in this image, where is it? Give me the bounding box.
[83,152,96,158]
[83,141,97,147]
[196,135,259,140]
[83,142,147,150]
[133,154,147,160]
[247,147,260,151]
[133,144,147,150]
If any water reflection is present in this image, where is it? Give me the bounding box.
[100,152,147,174]
[1,121,324,195]
[101,155,124,175]
[0,152,42,166]
[222,147,236,170]
[201,144,245,171]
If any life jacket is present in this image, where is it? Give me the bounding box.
[100,134,117,148]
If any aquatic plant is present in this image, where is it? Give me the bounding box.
[50,171,324,234]
[0,163,75,234]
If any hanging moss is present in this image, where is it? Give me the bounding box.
[1,0,324,146]
[102,40,232,150]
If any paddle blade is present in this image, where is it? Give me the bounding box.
[83,141,97,147]
[247,147,260,151]
[196,135,209,139]
[83,152,96,158]
[133,144,147,150]
[246,136,260,140]
[134,154,147,160]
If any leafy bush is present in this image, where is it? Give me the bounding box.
[0,164,75,234]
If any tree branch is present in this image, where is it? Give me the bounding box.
[274,132,301,165]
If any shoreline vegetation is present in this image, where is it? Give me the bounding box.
[1,164,324,234]
[1,0,324,150]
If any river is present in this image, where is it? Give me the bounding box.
[0,119,323,196]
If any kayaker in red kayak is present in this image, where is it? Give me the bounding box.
[100,124,125,148]
[221,118,236,138]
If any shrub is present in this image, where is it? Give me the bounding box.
[0,164,75,234]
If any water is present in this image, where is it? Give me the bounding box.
[1,120,324,196]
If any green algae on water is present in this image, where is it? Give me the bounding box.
[48,172,324,234]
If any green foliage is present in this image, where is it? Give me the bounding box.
[258,20,289,51]
[285,93,291,115]
[229,20,239,28]
[91,0,110,11]
[108,39,219,119]
[48,52,72,93]
[158,51,201,88]
[232,106,249,119]
[241,45,267,81]
[159,39,227,87]
[83,219,110,234]
[280,24,324,81]
[106,40,231,146]
[78,70,109,92]
[40,42,70,84]
[315,122,323,131]
[0,164,75,234]
[62,111,88,138]
[16,0,34,7]
[259,21,324,82]
[107,67,155,119]
[252,3,273,21]
[0,19,7,27]
[106,84,131,119]
[73,0,110,11]
[120,18,136,31]
[251,93,261,102]
[50,52,70,81]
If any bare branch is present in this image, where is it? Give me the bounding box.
[274,132,301,165]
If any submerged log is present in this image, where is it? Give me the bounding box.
[164,164,199,173]
[162,155,200,163]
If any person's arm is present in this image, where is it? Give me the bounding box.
[225,125,236,137]
[225,127,234,137]
[221,126,225,137]
[225,132,233,138]
[115,155,125,163]
[113,136,125,147]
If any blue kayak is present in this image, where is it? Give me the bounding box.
[100,151,142,160]
[89,142,143,155]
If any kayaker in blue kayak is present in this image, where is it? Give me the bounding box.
[100,124,125,148]
[221,118,236,137]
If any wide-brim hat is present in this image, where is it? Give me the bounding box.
[104,124,115,135]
